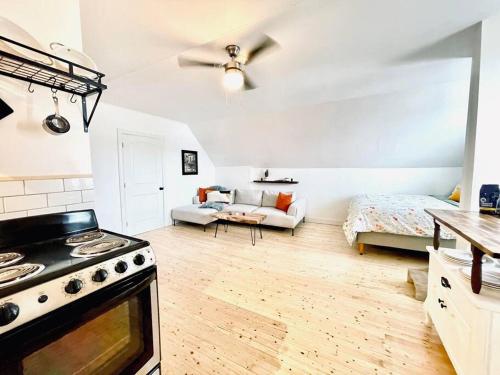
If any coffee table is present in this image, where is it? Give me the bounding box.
[211,212,267,246]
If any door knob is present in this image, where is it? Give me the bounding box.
[159,187,164,191]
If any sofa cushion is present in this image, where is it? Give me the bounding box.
[222,204,258,214]
[235,189,263,206]
[253,207,295,228]
[262,190,279,207]
[171,204,218,225]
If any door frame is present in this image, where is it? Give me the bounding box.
[117,129,165,234]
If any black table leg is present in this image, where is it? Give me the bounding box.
[259,224,263,239]
[214,221,219,238]
[433,220,441,250]
[471,245,484,294]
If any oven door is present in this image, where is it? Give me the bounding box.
[0,266,160,375]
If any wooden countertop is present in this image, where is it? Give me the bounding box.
[425,209,500,257]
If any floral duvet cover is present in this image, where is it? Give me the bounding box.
[342,194,456,245]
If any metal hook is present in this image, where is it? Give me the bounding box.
[27,82,34,93]
[47,76,57,93]
[70,93,77,104]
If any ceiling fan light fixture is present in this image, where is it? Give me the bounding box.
[223,67,244,91]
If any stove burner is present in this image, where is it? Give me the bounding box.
[71,238,130,258]
[0,263,45,288]
[0,252,24,267]
[66,231,105,245]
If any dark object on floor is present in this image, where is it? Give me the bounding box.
[479,184,500,215]
[0,97,14,120]
[407,267,428,301]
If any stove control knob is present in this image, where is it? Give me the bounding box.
[115,261,128,274]
[0,302,19,326]
[92,269,108,283]
[65,279,83,294]
[133,254,146,266]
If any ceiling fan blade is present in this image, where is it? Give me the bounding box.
[243,73,257,90]
[245,35,279,65]
[178,56,222,68]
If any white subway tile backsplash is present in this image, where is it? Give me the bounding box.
[0,181,24,197]
[25,179,64,194]
[48,191,81,206]
[64,178,94,191]
[0,177,94,221]
[66,202,95,211]
[81,189,95,202]
[4,194,47,212]
[0,211,28,220]
[28,206,66,216]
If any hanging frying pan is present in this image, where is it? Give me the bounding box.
[42,92,70,135]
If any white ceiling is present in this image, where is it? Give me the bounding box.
[80,0,500,167]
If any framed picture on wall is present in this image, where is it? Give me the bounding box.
[182,150,198,175]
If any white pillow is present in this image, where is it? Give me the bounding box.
[207,191,230,203]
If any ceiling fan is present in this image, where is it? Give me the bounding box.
[177,35,279,91]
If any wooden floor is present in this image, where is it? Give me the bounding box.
[140,222,455,375]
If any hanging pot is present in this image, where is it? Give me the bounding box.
[42,92,70,135]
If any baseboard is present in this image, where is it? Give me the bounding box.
[305,216,343,226]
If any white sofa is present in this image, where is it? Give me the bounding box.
[171,189,306,235]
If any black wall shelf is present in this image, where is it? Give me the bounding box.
[0,35,107,132]
[253,180,299,184]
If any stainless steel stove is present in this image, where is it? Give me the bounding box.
[0,210,161,375]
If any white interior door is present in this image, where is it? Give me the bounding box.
[119,132,165,235]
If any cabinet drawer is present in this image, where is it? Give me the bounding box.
[428,285,471,374]
[428,254,474,320]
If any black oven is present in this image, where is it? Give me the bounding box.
[0,266,160,375]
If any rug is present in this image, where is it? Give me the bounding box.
[407,267,428,301]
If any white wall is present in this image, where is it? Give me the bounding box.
[198,80,469,168]
[461,14,500,210]
[89,103,215,232]
[0,0,92,178]
[216,166,462,224]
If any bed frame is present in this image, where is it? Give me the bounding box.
[356,232,456,254]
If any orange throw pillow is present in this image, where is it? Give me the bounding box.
[276,192,293,212]
[198,187,214,203]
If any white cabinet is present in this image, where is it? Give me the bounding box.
[425,247,500,375]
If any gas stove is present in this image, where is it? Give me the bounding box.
[0,210,160,375]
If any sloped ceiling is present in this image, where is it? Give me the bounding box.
[80,0,500,167]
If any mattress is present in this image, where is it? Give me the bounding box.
[342,194,457,245]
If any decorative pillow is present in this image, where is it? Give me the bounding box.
[207,190,230,203]
[448,184,461,202]
[276,192,293,212]
[198,187,214,203]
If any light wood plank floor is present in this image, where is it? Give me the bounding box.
[140,222,455,375]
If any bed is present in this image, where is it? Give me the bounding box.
[343,194,457,254]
